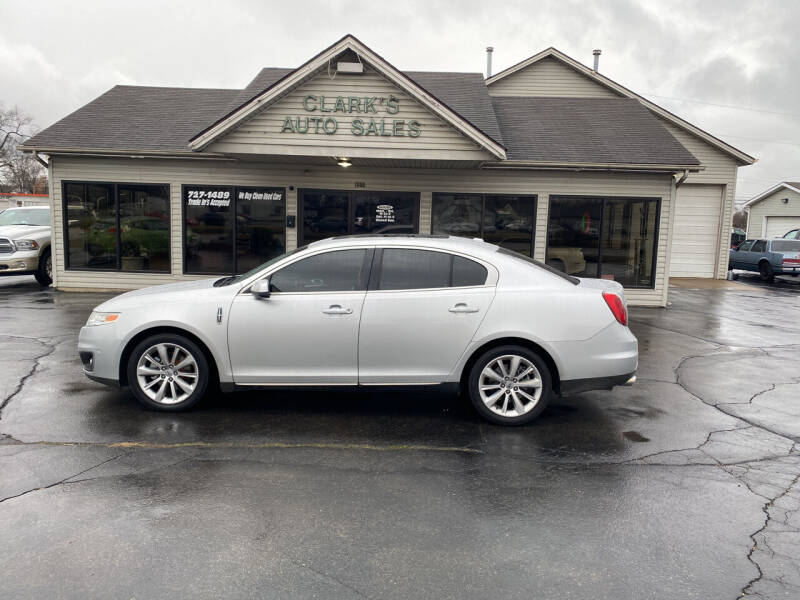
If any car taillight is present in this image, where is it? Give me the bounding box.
[782,257,800,265]
[603,292,628,326]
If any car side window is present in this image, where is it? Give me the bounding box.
[269,249,368,293]
[751,240,767,253]
[377,249,487,290]
[738,240,755,252]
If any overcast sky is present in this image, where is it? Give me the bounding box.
[2,0,798,203]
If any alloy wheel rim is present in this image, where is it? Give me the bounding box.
[136,343,199,404]
[46,255,52,279]
[478,354,543,418]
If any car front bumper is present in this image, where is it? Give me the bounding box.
[0,250,39,274]
[78,324,124,386]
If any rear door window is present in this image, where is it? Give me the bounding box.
[376,249,487,290]
[751,240,767,253]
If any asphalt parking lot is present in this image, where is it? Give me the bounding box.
[1,274,799,599]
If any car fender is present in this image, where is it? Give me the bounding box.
[118,317,234,383]
[447,329,566,384]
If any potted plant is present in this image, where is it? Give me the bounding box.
[121,240,145,271]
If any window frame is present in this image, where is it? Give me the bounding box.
[431,193,538,257]
[368,247,491,292]
[62,180,171,273]
[546,195,661,289]
[297,188,421,245]
[182,184,286,276]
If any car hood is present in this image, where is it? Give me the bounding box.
[95,278,222,310]
[0,225,50,239]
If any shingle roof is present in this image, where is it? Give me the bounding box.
[491,97,700,165]
[25,86,241,152]
[25,70,699,167]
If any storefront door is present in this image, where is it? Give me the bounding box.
[299,189,419,245]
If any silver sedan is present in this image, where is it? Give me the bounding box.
[78,235,637,425]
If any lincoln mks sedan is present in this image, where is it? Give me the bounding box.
[78,235,637,425]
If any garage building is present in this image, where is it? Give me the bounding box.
[744,182,800,239]
[20,35,754,305]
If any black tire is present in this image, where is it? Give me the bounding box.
[467,345,552,426]
[34,248,52,286]
[126,333,209,411]
[759,261,775,283]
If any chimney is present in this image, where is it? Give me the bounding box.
[592,49,602,72]
[486,46,494,78]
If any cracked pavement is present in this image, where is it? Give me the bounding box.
[1,274,799,599]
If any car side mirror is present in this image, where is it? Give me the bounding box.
[251,278,271,299]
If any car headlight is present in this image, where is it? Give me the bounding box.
[86,311,120,326]
[14,239,38,250]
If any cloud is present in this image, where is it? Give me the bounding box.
[0,0,796,200]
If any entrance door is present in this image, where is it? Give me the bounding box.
[227,248,372,384]
[300,189,419,245]
[358,248,496,384]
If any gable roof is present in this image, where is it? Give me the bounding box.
[486,47,755,166]
[744,182,800,207]
[190,34,507,159]
[491,97,700,167]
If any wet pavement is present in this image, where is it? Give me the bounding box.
[1,274,799,599]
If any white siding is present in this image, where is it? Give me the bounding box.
[208,68,492,161]
[51,156,673,305]
[747,187,800,238]
[670,184,723,278]
[487,57,623,98]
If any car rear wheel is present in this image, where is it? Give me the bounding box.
[34,248,52,286]
[468,345,552,425]
[127,334,209,411]
[759,261,775,283]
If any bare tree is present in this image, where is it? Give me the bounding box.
[1,105,45,193]
[732,209,748,230]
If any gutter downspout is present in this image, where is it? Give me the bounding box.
[675,169,690,188]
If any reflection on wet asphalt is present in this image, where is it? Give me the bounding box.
[1,274,799,599]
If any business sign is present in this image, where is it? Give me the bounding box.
[280,94,422,138]
[185,186,284,210]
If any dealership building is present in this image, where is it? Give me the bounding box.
[22,35,754,306]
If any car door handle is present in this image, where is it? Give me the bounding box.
[322,304,353,315]
[448,303,479,313]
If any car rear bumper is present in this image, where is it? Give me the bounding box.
[560,372,636,395]
[550,321,639,381]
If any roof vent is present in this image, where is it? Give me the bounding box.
[592,49,601,72]
[486,46,494,78]
[337,61,364,74]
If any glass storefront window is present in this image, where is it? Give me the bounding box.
[119,185,170,272]
[236,188,286,273]
[184,186,286,275]
[64,182,168,272]
[300,190,419,244]
[432,194,536,256]
[547,196,659,287]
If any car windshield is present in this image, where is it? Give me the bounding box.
[214,245,310,286]
[496,247,579,285]
[770,240,800,252]
[0,208,50,226]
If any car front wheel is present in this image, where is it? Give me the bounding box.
[468,345,552,425]
[34,248,52,286]
[127,334,209,411]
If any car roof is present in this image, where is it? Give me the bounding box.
[307,234,502,258]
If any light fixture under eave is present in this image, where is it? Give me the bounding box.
[337,157,352,168]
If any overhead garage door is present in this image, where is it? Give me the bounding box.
[669,184,723,278]
[764,216,800,239]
